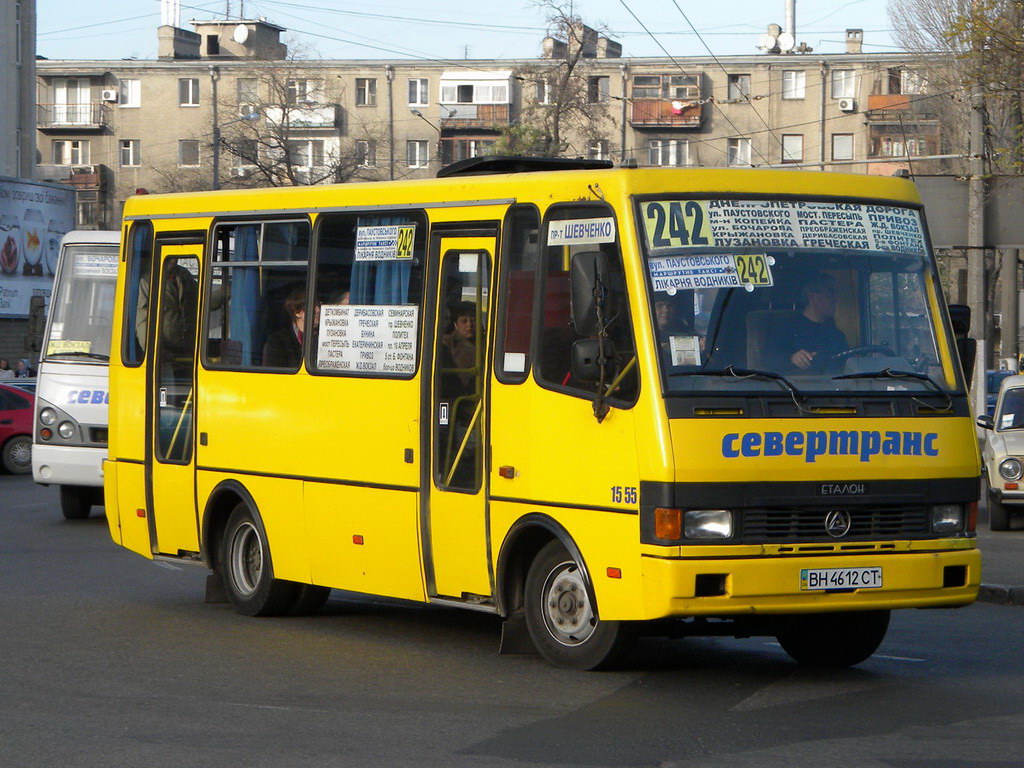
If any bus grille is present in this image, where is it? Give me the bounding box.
[741,506,930,541]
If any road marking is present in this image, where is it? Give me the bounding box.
[152,561,183,571]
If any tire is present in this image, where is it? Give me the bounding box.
[219,503,299,617]
[776,610,890,668]
[523,539,632,670]
[2,435,32,474]
[60,485,93,520]
[989,492,1012,532]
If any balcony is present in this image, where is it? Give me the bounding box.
[439,104,511,129]
[262,103,339,129]
[629,99,702,128]
[865,93,939,123]
[37,103,107,130]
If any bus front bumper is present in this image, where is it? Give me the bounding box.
[639,543,981,618]
[32,443,106,487]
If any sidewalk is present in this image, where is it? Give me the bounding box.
[977,495,1024,605]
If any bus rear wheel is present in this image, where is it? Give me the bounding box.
[524,540,632,670]
[60,485,93,520]
[220,504,299,616]
[775,610,890,668]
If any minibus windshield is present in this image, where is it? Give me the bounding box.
[636,197,960,396]
[43,244,119,361]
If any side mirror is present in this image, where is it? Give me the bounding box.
[976,414,995,430]
[571,338,615,383]
[570,251,610,336]
[948,304,971,336]
[24,295,47,354]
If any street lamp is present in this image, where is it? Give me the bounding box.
[212,111,260,191]
[410,108,457,164]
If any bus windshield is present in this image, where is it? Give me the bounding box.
[43,243,119,361]
[637,197,959,396]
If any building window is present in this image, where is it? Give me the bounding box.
[287,79,323,104]
[831,69,856,99]
[52,139,90,165]
[440,138,496,165]
[178,78,200,107]
[901,69,924,95]
[535,79,553,105]
[119,78,140,108]
[587,76,610,103]
[439,81,509,104]
[178,139,200,167]
[356,139,377,167]
[727,74,751,100]
[587,140,609,160]
[727,138,752,166]
[781,134,803,164]
[631,74,699,100]
[782,70,805,99]
[120,139,141,167]
[407,140,429,168]
[237,78,259,104]
[832,133,854,161]
[356,78,377,106]
[648,138,689,167]
[408,78,429,106]
[286,139,324,169]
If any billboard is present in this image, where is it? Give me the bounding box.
[0,175,75,317]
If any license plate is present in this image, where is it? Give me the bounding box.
[800,566,882,591]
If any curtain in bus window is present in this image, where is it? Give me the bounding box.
[227,225,260,364]
[350,216,412,305]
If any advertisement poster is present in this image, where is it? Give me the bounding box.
[0,176,75,317]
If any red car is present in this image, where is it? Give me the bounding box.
[0,382,33,474]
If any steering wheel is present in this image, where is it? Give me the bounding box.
[829,344,898,362]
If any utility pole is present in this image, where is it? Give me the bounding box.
[967,40,987,420]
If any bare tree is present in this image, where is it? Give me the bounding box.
[494,1,614,158]
[217,55,389,187]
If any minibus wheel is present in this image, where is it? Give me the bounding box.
[524,540,632,670]
[775,609,890,667]
[220,503,299,616]
[59,485,93,520]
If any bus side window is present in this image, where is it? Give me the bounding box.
[121,220,153,366]
[495,205,540,383]
[203,220,310,372]
[535,206,639,405]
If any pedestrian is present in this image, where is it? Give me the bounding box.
[0,358,13,380]
[14,358,32,378]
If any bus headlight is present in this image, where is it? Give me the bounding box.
[931,504,964,534]
[684,509,733,539]
[39,408,56,426]
[999,458,1023,481]
[57,421,76,440]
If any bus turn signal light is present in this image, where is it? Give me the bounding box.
[654,507,682,540]
[606,567,622,579]
[353,535,364,545]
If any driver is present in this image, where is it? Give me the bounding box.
[773,272,848,373]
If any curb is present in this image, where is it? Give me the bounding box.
[978,583,1024,606]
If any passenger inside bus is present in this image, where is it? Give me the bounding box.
[262,286,308,368]
[440,301,477,393]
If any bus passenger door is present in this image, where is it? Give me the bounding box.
[425,233,496,600]
[146,241,202,556]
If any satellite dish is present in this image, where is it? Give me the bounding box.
[758,33,779,53]
[232,24,250,44]
[778,32,796,52]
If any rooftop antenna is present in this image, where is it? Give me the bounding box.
[161,0,181,27]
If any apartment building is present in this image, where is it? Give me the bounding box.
[35,19,942,230]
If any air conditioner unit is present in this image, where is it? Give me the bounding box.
[100,89,119,103]
[838,98,857,113]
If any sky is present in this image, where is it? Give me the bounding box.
[36,0,903,63]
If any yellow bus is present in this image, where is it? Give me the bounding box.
[105,157,981,670]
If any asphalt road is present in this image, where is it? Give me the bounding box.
[3,473,1023,768]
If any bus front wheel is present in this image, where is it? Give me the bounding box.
[775,610,890,667]
[220,503,299,616]
[60,485,93,520]
[524,540,632,670]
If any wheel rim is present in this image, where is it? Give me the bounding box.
[541,559,597,646]
[228,521,263,597]
[9,438,31,470]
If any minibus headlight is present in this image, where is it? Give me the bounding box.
[57,421,75,440]
[684,509,733,539]
[39,408,56,426]
[931,504,964,534]
[999,457,1023,481]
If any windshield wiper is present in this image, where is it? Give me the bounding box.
[833,368,953,411]
[47,351,110,361]
[672,365,812,412]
